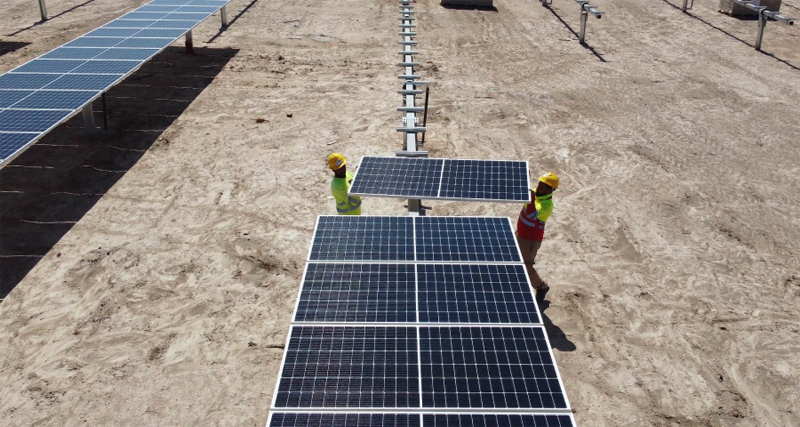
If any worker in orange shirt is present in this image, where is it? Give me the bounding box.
[328,153,362,215]
[517,172,558,303]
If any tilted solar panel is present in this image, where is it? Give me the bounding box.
[415,217,521,263]
[268,413,421,427]
[439,159,529,202]
[422,414,576,426]
[0,0,232,167]
[349,156,444,199]
[309,216,415,262]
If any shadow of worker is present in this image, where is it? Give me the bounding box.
[539,300,577,352]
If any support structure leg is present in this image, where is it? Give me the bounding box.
[185,30,195,55]
[221,5,229,27]
[755,13,767,51]
[82,104,96,133]
[408,199,423,216]
[579,10,588,44]
[38,0,48,21]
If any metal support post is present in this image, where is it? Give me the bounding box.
[102,93,108,130]
[221,5,228,27]
[755,12,767,51]
[681,0,694,12]
[730,0,795,51]
[185,30,195,55]
[38,0,48,21]
[82,104,96,133]
[574,0,604,44]
[579,8,588,44]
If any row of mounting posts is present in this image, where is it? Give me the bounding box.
[38,0,48,21]
[574,0,604,44]
[396,0,430,215]
[731,0,795,51]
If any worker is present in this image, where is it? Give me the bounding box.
[328,153,362,215]
[517,172,558,302]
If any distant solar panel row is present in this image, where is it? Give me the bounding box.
[309,216,522,263]
[268,413,576,426]
[294,263,540,324]
[349,157,530,202]
[0,0,230,165]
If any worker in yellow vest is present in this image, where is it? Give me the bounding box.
[328,153,362,215]
[517,172,558,302]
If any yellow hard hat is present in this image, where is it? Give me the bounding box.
[538,172,559,189]
[328,153,346,170]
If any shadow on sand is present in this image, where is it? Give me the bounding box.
[539,300,577,352]
[0,41,31,56]
[0,46,238,300]
[6,0,99,37]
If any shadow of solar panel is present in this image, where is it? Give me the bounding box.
[422,414,575,427]
[276,326,420,408]
[0,132,39,159]
[418,264,540,324]
[41,47,106,60]
[0,110,72,132]
[440,160,529,202]
[310,216,414,261]
[95,48,159,61]
[12,60,86,74]
[415,217,521,262]
[14,91,97,110]
[71,60,140,75]
[133,28,187,38]
[350,157,443,198]
[296,264,416,323]
[0,90,34,108]
[65,37,125,48]
[116,38,174,49]
[85,28,142,38]
[269,413,421,427]
[0,73,62,89]
[44,74,121,91]
[420,327,568,410]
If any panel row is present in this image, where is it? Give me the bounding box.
[295,263,541,324]
[268,413,576,426]
[309,216,522,263]
[272,326,570,411]
[349,157,530,203]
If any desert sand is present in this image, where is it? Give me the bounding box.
[1,0,800,425]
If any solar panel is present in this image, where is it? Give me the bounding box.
[349,157,443,199]
[295,263,416,323]
[133,28,187,38]
[419,327,568,410]
[0,90,34,108]
[85,28,142,37]
[121,12,172,20]
[71,60,141,75]
[0,110,72,132]
[41,47,106,60]
[309,216,415,262]
[274,326,420,408]
[116,38,174,49]
[269,413,421,427]
[65,37,125,48]
[95,48,159,61]
[0,73,61,90]
[12,91,98,110]
[417,264,540,324]
[103,20,154,29]
[439,160,529,202]
[415,217,521,263]
[149,20,197,29]
[422,414,575,426]
[13,60,86,74]
[44,74,121,91]
[349,157,530,203]
[0,133,39,159]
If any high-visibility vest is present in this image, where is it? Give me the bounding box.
[517,193,552,241]
[332,172,362,215]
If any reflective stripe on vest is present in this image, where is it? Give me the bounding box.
[519,207,545,230]
[337,197,361,213]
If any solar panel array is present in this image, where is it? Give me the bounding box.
[0,0,231,166]
[349,157,531,203]
[268,216,575,426]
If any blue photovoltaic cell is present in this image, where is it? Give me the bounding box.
[65,37,125,48]
[14,91,97,110]
[0,73,61,90]
[190,0,229,6]
[85,28,141,37]
[422,414,575,427]
[41,47,106,60]
[164,13,208,20]
[420,327,567,410]
[0,110,73,132]
[350,157,444,199]
[150,0,193,3]
[415,217,521,263]
[269,413,421,427]
[12,60,85,74]
[0,133,39,160]
[0,90,34,108]
[95,48,159,60]
[120,12,172,20]
[115,38,174,49]
[309,216,414,262]
[439,160,529,202]
[177,6,220,13]
[148,20,196,29]
[275,326,420,408]
[133,28,187,38]
[295,263,416,323]
[44,74,120,91]
[103,20,154,28]
[71,60,141,75]
[417,264,540,324]
[136,5,181,12]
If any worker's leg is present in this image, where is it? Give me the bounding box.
[517,236,545,290]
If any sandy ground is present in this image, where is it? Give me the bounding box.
[1,0,800,425]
